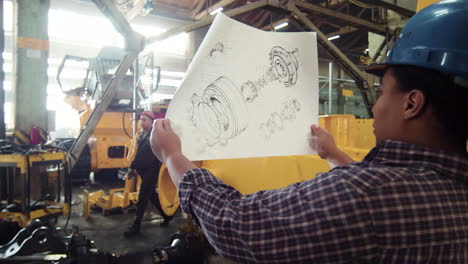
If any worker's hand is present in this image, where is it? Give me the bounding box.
[150,119,182,164]
[310,125,339,159]
[310,125,354,167]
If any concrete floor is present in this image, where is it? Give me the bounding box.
[58,208,186,255]
[55,179,238,264]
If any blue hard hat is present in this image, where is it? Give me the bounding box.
[365,0,468,79]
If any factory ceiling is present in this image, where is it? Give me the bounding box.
[114,0,415,63]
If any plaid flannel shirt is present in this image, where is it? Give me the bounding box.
[179,140,468,263]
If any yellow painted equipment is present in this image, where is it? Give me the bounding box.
[79,105,135,171]
[158,115,376,216]
[0,202,69,228]
[82,129,142,218]
[81,103,172,218]
[83,175,141,219]
[417,0,441,12]
[0,152,70,227]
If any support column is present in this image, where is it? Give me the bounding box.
[14,0,50,132]
[337,69,345,114]
[328,61,333,114]
[0,0,6,139]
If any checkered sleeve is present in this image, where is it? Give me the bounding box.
[178,168,375,263]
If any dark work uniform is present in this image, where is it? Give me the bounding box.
[130,131,169,222]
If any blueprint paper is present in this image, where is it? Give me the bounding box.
[166,13,318,160]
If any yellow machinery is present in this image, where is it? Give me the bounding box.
[0,152,70,227]
[417,0,441,12]
[82,129,141,219]
[57,47,165,217]
[80,102,170,219]
[158,115,375,216]
[78,105,135,171]
[83,176,140,218]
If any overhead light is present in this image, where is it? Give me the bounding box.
[274,22,289,30]
[209,7,224,15]
[327,35,340,41]
[365,48,369,52]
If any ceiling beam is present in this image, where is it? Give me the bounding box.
[288,16,305,31]
[123,0,145,21]
[152,2,194,19]
[295,0,388,35]
[358,0,415,17]
[192,0,237,20]
[372,34,396,63]
[325,25,358,37]
[261,17,289,31]
[191,0,207,14]
[253,10,271,28]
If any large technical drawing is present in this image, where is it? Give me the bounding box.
[191,46,299,146]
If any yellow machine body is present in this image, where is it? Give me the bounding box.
[81,104,169,217]
[158,115,376,216]
[83,176,141,219]
[0,152,69,227]
[0,202,69,228]
[82,129,142,217]
[417,0,441,12]
[79,106,135,170]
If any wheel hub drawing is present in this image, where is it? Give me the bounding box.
[192,77,248,146]
[270,46,298,87]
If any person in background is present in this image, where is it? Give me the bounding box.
[150,0,468,262]
[124,111,172,238]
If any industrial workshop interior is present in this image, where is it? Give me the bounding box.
[1,0,466,263]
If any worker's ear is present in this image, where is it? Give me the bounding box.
[402,89,426,120]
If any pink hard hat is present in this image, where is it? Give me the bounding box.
[141,110,155,120]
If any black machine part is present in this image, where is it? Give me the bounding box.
[1,221,210,264]
[0,219,67,259]
[152,233,206,264]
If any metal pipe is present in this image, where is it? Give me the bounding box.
[328,61,333,114]
[0,0,5,139]
[67,0,144,171]
[133,57,139,137]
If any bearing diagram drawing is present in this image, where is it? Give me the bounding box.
[259,99,301,139]
[208,42,227,57]
[241,46,298,103]
[191,46,300,146]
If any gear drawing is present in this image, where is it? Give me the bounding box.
[191,46,300,146]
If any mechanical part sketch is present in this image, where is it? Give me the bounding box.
[208,42,227,57]
[192,46,299,147]
[259,99,302,139]
[166,13,318,160]
[241,47,299,103]
[191,76,248,146]
[270,46,299,87]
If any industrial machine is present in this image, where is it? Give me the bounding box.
[57,46,161,180]
[55,43,167,215]
[0,144,71,248]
